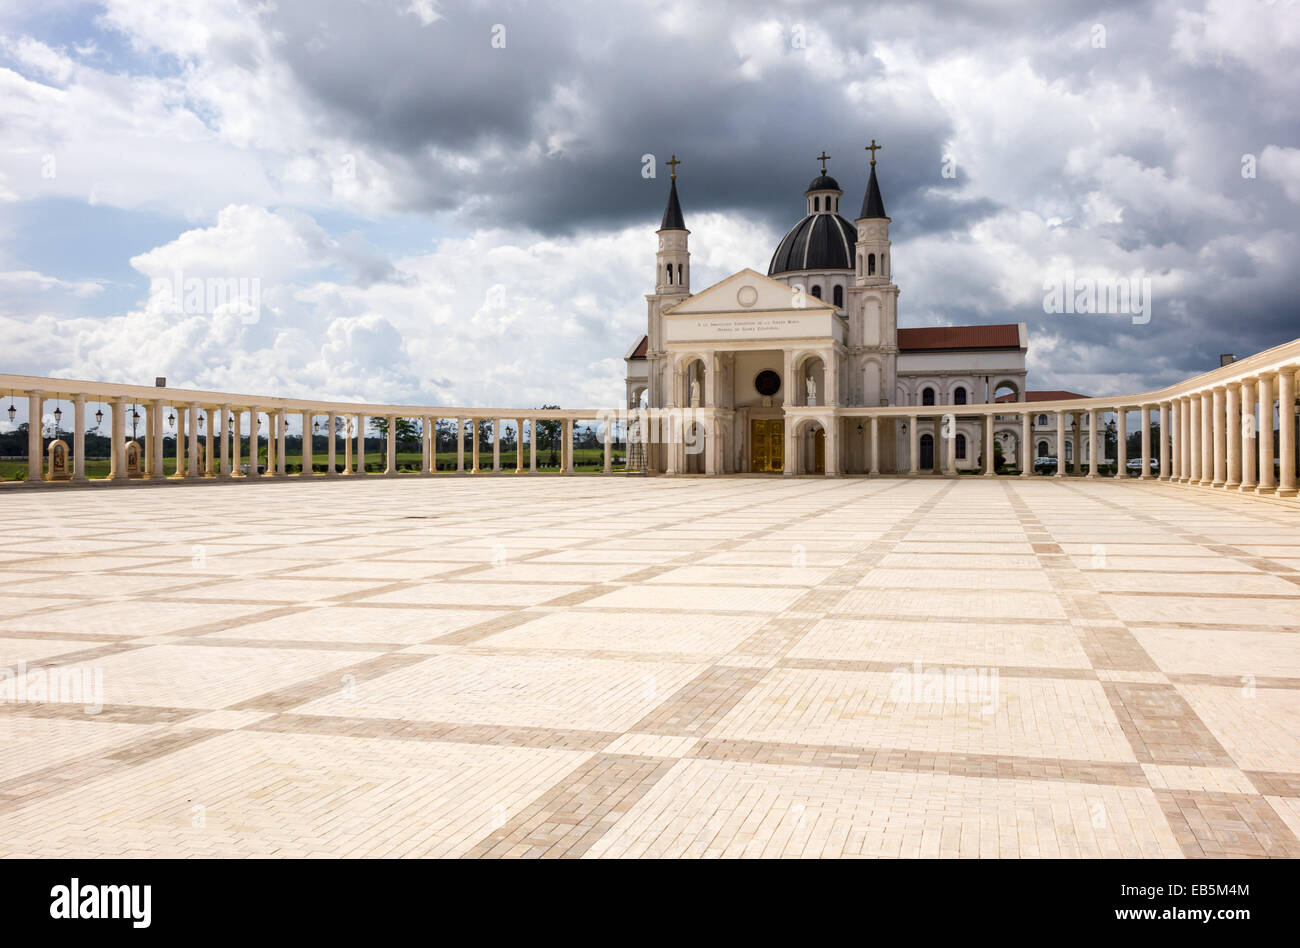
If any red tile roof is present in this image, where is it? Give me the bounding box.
[628,335,648,359]
[996,390,1091,403]
[897,324,1021,352]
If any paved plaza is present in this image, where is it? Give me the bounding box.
[1,476,1299,858]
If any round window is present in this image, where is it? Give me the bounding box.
[754,370,781,397]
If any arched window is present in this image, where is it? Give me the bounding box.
[665,264,673,285]
[953,387,967,405]
[882,253,887,274]
[956,434,967,459]
[1037,414,1048,426]
[922,387,935,406]
[832,285,843,307]
[1065,442,1073,462]
[834,198,839,212]
[810,285,822,299]
[1038,441,1049,458]
[677,263,683,285]
[868,253,876,276]
[813,196,820,212]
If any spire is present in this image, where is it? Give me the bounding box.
[659,157,686,231]
[860,163,887,219]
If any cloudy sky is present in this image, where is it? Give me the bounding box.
[0,0,1297,417]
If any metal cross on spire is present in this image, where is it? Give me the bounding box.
[666,155,681,180]
[866,139,882,166]
[816,151,831,174]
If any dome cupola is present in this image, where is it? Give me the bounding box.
[768,151,856,276]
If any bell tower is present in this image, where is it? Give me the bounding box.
[845,139,899,408]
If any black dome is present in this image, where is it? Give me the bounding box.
[768,213,856,275]
[806,174,841,192]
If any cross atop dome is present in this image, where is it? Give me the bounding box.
[816,150,831,174]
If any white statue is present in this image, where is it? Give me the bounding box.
[689,379,701,407]
[806,376,817,406]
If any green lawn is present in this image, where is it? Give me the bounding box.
[1,448,628,481]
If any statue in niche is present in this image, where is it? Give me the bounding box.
[806,376,817,406]
[689,379,700,407]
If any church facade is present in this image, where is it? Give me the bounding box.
[624,149,1050,475]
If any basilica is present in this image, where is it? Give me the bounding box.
[623,147,1084,475]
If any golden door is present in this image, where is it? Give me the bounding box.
[750,419,784,473]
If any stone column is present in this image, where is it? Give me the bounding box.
[456,419,465,473]
[1188,396,1201,484]
[26,391,42,482]
[1168,401,1179,480]
[301,411,314,477]
[26,390,44,481]
[781,416,793,477]
[110,397,126,481]
[1087,409,1099,477]
[943,414,956,475]
[563,419,575,473]
[870,416,880,475]
[1212,388,1226,488]
[175,406,186,477]
[530,420,538,473]
[983,413,995,476]
[1072,414,1082,475]
[1279,370,1296,497]
[385,414,397,476]
[1198,392,1212,486]
[1020,412,1031,476]
[603,420,612,473]
[1116,408,1127,477]
[824,419,837,476]
[72,394,87,482]
[326,412,337,476]
[517,421,526,473]
[219,406,232,477]
[1240,381,1257,492]
[825,350,838,406]
[1055,411,1066,478]
[493,419,501,473]
[1226,385,1241,488]
[342,415,352,475]
[1257,375,1275,493]
[471,420,480,474]
[1157,403,1168,481]
[188,402,200,478]
[421,418,431,474]
[355,414,367,476]
[908,414,919,475]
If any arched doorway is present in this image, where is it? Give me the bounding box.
[920,433,934,470]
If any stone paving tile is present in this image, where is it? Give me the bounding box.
[0,476,1296,858]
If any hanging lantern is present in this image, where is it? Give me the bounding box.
[53,405,63,426]
[313,420,320,433]
[198,414,205,431]
[167,411,175,428]
[131,408,140,423]
[6,403,14,423]
[95,408,104,426]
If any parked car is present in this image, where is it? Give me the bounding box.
[1125,458,1159,475]
[1033,456,1058,472]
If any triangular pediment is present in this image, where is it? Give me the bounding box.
[664,268,836,316]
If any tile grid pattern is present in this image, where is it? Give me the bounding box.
[0,476,1297,857]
